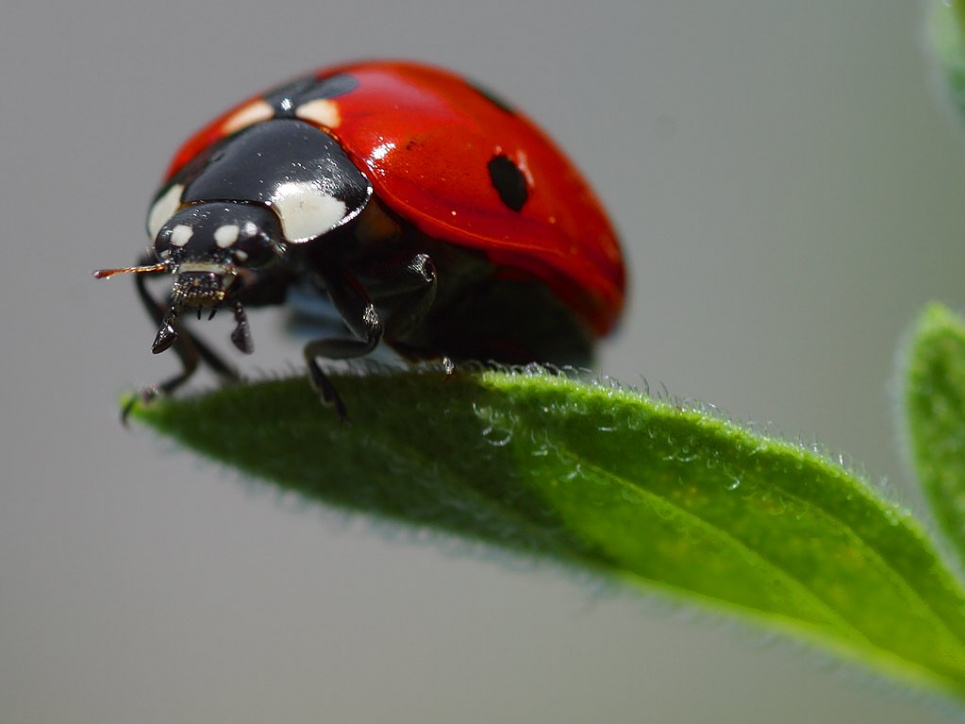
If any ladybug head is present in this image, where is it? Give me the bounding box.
[94,202,283,356]
[154,203,281,305]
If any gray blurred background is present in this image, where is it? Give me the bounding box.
[2,2,963,722]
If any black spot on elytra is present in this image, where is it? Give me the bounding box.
[487,154,528,212]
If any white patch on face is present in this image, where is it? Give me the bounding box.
[178,261,229,274]
[272,182,347,242]
[170,224,194,247]
[221,100,274,136]
[147,183,184,239]
[294,98,341,129]
[214,224,240,248]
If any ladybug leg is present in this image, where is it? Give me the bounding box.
[379,254,452,370]
[131,255,240,403]
[380,253,438,339]
[377,254,452,371]
[303,260,385,420]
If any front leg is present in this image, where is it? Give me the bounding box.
[127,258,293,418]
[131,255,241,402]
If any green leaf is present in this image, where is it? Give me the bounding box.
[133,368,965,699]
[905,302,965,566]
[928,0,965,123]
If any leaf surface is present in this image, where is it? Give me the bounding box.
[133,368,965,698]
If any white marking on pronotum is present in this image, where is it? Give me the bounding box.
[221,100,274,136]
[294,98,341,129]
[147,184,184,239]
[170,224,194,247]
[214,224,240,247]
[272,181,347,242]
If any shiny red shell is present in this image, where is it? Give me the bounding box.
[164,60,625,336]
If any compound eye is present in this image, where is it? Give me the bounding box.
[227,221,275,267]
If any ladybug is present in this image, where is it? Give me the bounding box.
[95,60,625,418]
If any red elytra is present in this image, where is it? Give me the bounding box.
[165,60,625,336]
